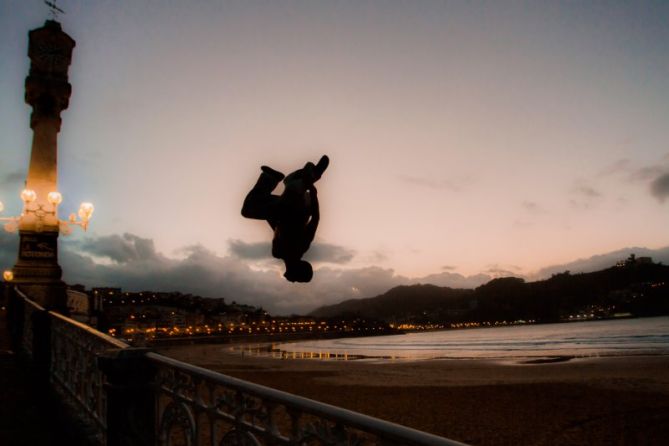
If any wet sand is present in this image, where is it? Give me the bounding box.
[157,344,669,445]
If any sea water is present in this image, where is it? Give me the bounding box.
[270,316,669,360]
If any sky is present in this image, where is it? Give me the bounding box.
[1,1,668,313]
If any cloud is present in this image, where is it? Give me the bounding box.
[441,265,456,271]
[597,159,632,177]
[304,243,355,264]
[0,233,19,269]
[7,230,664,315]
[229,239,355,264]
[483,264,522,278]
[0,170,24,187]
[569,180,603,209]
[416,271,491,289]
[531,246,669,279]
[598,157,664,182]
[598,156,669,203]
[77,233,162,263]
[0,231,494,314]
[398,175,463,192]
[0,232,386,313]
[573,184,601,198]
[521,201,546,214]
[362,250,389,264]
[650,172,669,203]
[228,239,271,260]
[630,166,665,182]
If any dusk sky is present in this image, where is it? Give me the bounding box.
[1,1,668,313]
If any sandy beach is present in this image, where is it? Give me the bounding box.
[157,344,669,445]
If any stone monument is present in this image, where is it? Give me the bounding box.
[11,19,76,310]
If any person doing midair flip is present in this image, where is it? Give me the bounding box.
[241,155,329,282]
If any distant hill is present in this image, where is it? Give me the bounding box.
[310,284,473,321]
[532,246,669,279]
[310,258,669,323]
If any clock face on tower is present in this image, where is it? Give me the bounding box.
[34,41,69,73]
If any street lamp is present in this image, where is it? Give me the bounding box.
[0,189,94,235]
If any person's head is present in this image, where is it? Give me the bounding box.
[284,259,313,283]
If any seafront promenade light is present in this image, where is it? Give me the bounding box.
[0,189,94,234]
[3,270,13,282]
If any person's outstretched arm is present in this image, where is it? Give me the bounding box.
[305,186,320,243]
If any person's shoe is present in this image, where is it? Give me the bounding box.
[315,155,329,178]
[304,155,329,183]
[261,165,285,182]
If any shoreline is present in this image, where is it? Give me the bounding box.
[226,339,669,363]
[156,344,669,445]
[145,315,668,348]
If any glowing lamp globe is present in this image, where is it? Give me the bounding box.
[21,189,37,203]
[47,191,63,205]
[78,202,94,220]
[3,270,13,282]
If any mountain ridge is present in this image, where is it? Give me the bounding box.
[310,258,669,323]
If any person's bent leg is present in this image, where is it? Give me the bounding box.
[241,170,282,220]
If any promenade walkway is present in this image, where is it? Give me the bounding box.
[0,304,85,445]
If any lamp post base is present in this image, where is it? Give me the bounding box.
[12,230,68,312]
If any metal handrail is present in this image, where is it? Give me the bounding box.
[15,286,46,311]
[147,351,468,446]
[49,310,129,349]
[15,285,128,349]
[14,287,44,356]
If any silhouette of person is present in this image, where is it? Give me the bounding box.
[241,155,329,282]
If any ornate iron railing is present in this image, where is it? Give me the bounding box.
[147,352,466,446]
[10,288,468,446]
[18,290,43,357]
[49,311,130,444]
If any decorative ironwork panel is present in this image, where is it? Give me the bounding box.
[149,353,466,446]
[21,297,41,357]
[49,312,129,445]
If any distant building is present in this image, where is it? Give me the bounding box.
[616,254,653,267]
[93,287,123,300]
[67,286,102,326]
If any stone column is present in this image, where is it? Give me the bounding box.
[12,20,75,311]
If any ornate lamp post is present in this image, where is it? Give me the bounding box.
[0,19,92,310]
[0,190,94,234]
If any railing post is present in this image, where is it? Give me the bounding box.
[31,307,51,381]
[99,348,156,446]
[7,287,24,351]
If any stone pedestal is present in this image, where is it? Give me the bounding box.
[13,231,66,309]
